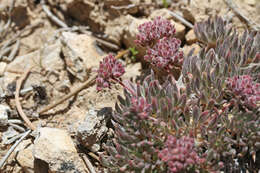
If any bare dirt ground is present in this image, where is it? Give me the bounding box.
[0,0,259,172]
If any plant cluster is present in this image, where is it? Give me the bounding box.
[96,16,260,173]
[136,16,184,79]
[96,53,125,91]
[194,16,232,48]
[227,75,260,108]
[144,37,183,73]
[135,16,176,47]
[158,136,205,173]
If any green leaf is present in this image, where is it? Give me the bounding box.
[162,0,169,8]
[129,47,139,62]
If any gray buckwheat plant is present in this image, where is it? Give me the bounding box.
[96,16,260,173]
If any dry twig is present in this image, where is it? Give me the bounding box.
[88,152,100,162]
[0,86,33,100]
[224,0,260,30]
[78,29,120,51]
[0,21,42,51]
[41,0,67,28]
[7,39,20,61]
[15,67,36,130]
[95,38,120,51]
[168,11,194,29]
[0,0,15,39]
[39,76,96,115]
[0,130,31,169]
[81,154,97,173]
[115,49,130,59]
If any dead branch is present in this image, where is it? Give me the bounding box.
[95,38,120,51]
[52,26,119,51]
[0,46,12,60]
[0,21,42,52]
[115,49,129,59]
[41,0,67,28]
[88,152,100,162]
[81,154,97,173]
[7,39,20,61]
[224,0,260,30]
[168,10,194,29]
[0,130,31,169]
[38,75,96,115]
[15,67,36,130]
[0,0,15,40]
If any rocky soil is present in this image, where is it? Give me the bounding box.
[0,0,259,172]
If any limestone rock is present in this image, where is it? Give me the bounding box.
[245,0,255,6]
[11,6,29,29]
[16,141,34,173]
[64,106,86,136]
[0,62,7,76]
[185,29,197,45]
[61,32,105,70]
[77,108,111,152]
[181,7,196,24]
[104,15,130,46]
[0,0,29,29]
[173,22,186,41]
[4,43,63,89]
[104,0,139,17]
[2,127,19,144]
[85,84,123,110]
[33,127,86,173]
[67,0,95,22]
[150,8,173,19]
[123,62,142,80]
[67,0,106,32]
[0,104,10,127]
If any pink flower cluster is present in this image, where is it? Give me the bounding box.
[135,16,176,47]
[227,75,260,108]
[135,17,183,75]
[158,136,205,173]
[130,97,152,119]
[144,37,184,72]
[96,54,125,91]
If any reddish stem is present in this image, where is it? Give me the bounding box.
[112,78,137,97]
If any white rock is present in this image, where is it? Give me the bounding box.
[0,62,7,76]
[67,0,106,32]
[4,43,63,89]
[66,107,87,135]
[62,32,105,70]
[33,127,86,173]
[77,108,111,152]
[104,0,139,16]
[246,0,255,5]
[2,126,19,144]
[16,141,34,173]
[185,29,198,45]
[181,7,196,24]
[0,104,10,127]
[104,15,131,46]
[123,62,142,80]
